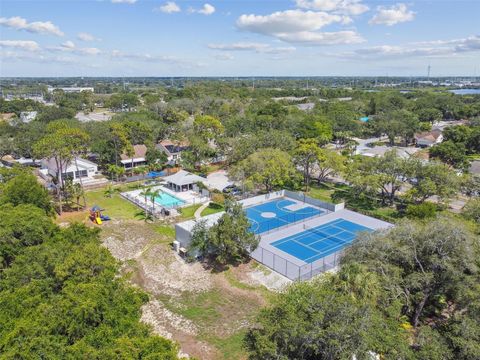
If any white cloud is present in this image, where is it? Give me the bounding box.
[111,0,137,3]
[189,3,215,15]
[237,10,345,34]
[111,50,180,62]
[369,3,415,26]
[198,3,215,15]
[295,0,368,15]
[61,40,76,49]
[236,10,363,45]
[156,2,181,13]
[0,16,63,36]
[330,35,480,60]
[0,51,77,64]
[77,32,99,41]
[48,41,101,56]
[208,42,296,54]
[0,40,40,52]
[214,53,234,61]
[276,30,364,45]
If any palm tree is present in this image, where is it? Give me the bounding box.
[140,187,152,218]
[104,185,116,198]
[149,188,163,217]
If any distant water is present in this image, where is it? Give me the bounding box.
[449,89,480,95]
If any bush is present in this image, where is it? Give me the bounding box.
[463,198,480,223]
[211,192,225,205]
[406,202,437,219]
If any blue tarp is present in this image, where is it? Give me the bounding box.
[147,171,166,178]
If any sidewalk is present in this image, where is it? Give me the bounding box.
[194,202,210,219]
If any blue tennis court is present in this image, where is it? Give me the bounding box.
[271,218,372,263]
[245,198,324,234]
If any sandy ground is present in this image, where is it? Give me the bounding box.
[100,220,269,359]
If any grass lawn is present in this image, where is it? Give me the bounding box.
[153,224,176,239]
[56,186,140,224]
[178,204,202,220]
[85,189,139,220]
[201,203,225,217]
[202,331,247,360]
[306,182,348,203]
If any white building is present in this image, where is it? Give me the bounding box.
[20,111,37,123]
[156,140,189,166]
[415,130,443,148]
[47,87,94,93]
[163,170,207,192]
[41,157,99,184]
[120,144,147,169]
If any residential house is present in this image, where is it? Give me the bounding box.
[156,140,189,166]
[1,155,38,167]
[296,103,315,111]
[0,113,16,123]
[40,157,99,184]
[120,144,147,169]
[415,130,443,148]
[20,111,37,123]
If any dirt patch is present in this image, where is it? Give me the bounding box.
[141,300,218,359]
[98,220,271,359]
[141,299,198,339]
[138,245,213,297]
[101,220,161,261]
[245,266,291,292]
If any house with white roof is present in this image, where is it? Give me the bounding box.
[20,111,37,123]
[40,157,99,184]
[163,170,207,192]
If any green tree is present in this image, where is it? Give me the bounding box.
[0,203,55,269]
[430,140,468,169]
[232,148,297,192]
[245,266,411,359]
[343,217,478,328]
[348,150,410,205]
[0,171,54,216]
[189,200,259,266]
[293,139,321,191]
[463,198,480,224]
[314,148,345,183]
[406,161,459,204]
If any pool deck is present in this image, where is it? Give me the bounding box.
[121,185,209,216]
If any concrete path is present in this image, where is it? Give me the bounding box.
[194,202,210,219]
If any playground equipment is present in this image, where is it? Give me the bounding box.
[89,205,111,225]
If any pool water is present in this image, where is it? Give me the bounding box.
[154,192,185,208]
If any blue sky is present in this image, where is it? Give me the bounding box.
[1,0,479,76]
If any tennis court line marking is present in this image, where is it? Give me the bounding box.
[271,219,372,262]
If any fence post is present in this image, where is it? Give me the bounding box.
[310,263,313,279]
[298,266,300,281]
[261,247,264,263]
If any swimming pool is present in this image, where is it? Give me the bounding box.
[154,192,185,208]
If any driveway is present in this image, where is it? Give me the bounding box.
[206,170,232,191]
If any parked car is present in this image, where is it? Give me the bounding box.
[222,184,242,195]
